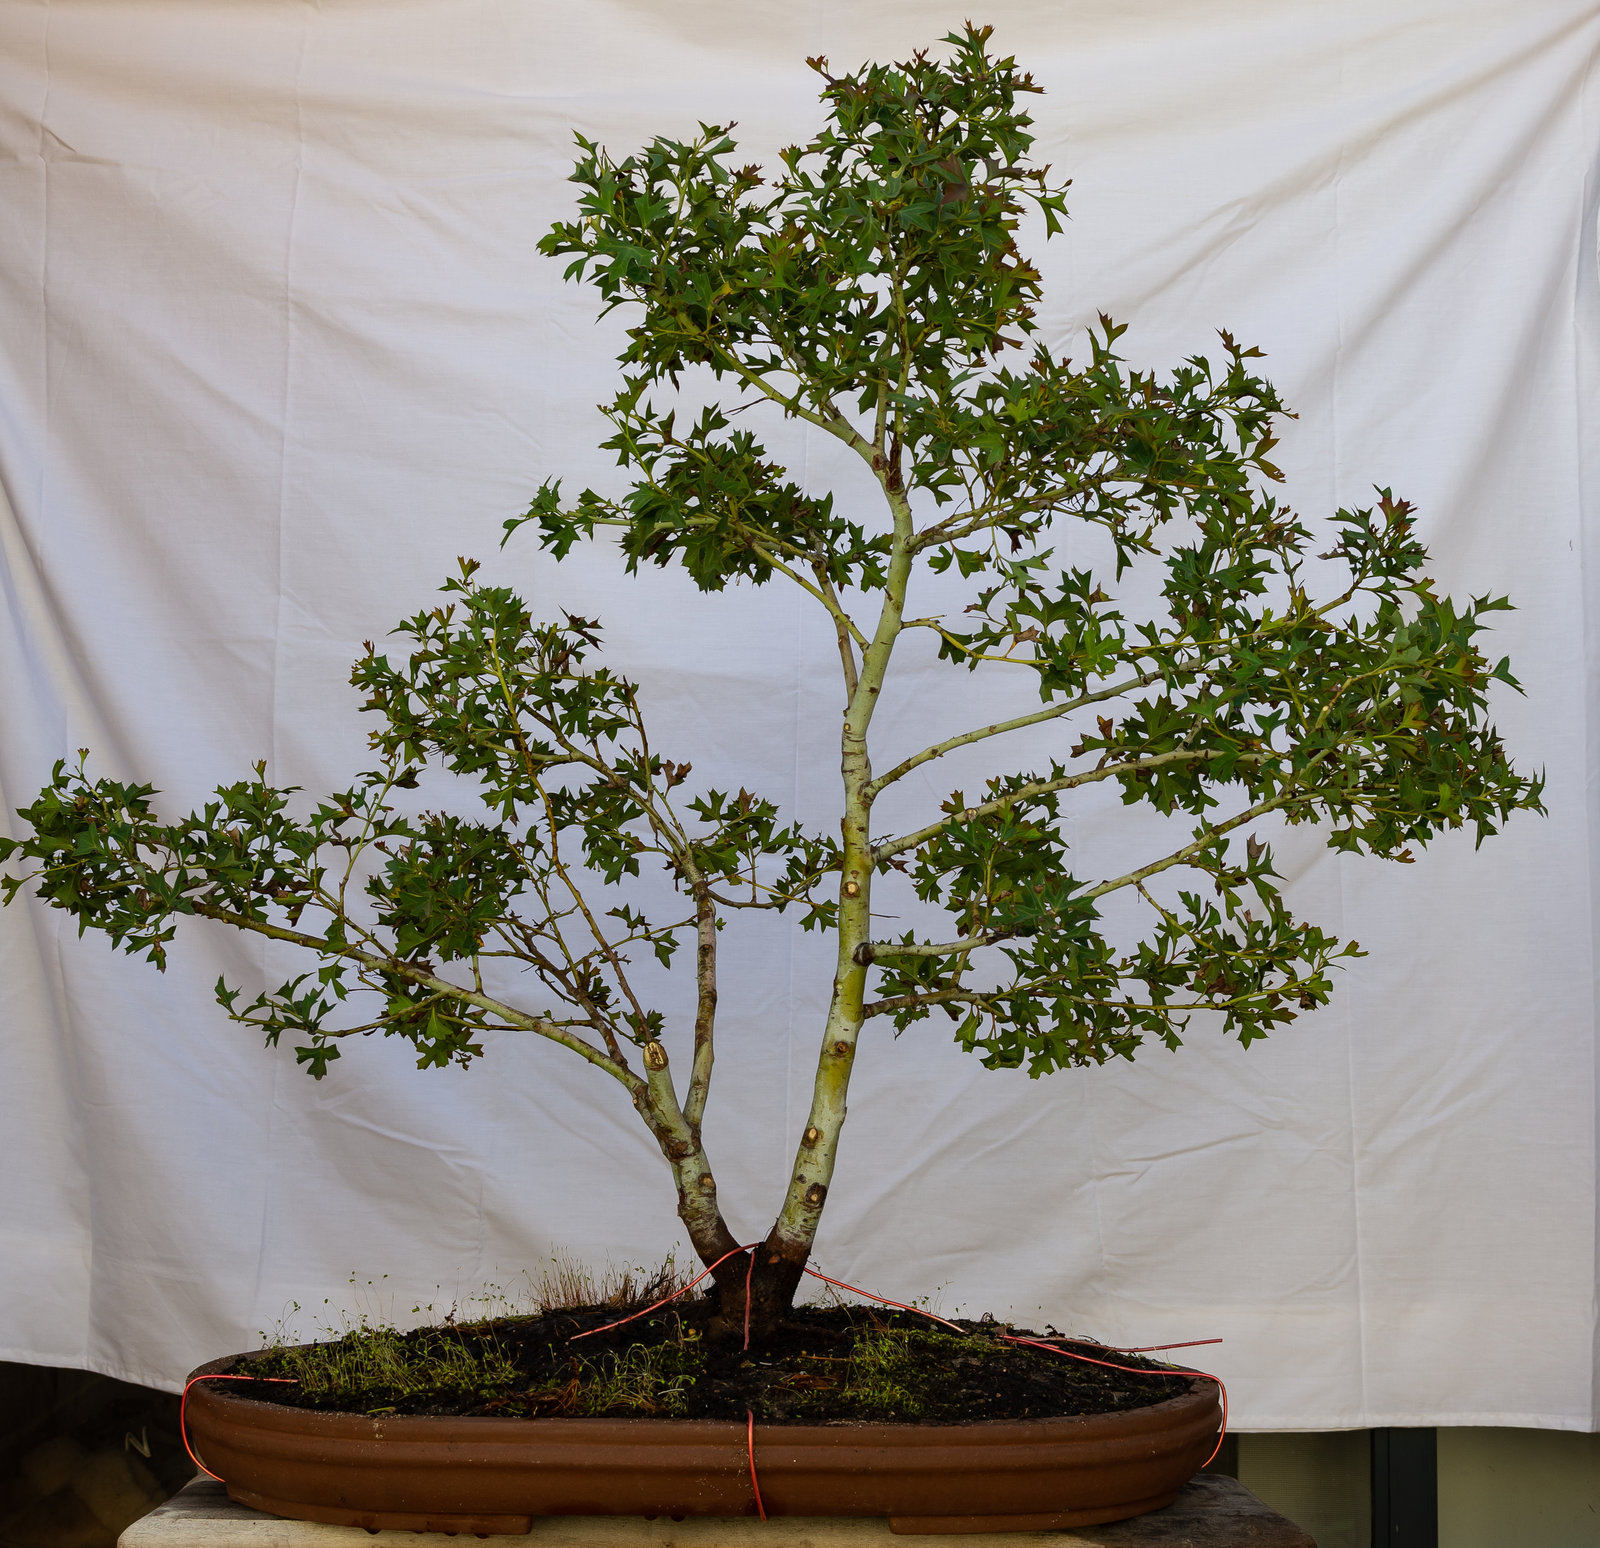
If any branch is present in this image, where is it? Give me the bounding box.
[685,316,882,477]
[909,477,1141,555]
[861,787,1301,975]
[683,879,718,1132]
[872,748,1270,864]
[863,671,1154,799]
[188,901,641,1091]
[744,537,871,647]
[855,931,1013,965]
[813,559,862,699]
[860,963,1335,1023]
[1081,789,1301,903]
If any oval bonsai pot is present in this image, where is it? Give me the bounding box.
[185,1356,1222,1535]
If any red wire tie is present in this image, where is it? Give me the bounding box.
[999,1332,1230,1469]
[743,1247,758,1351]
[569,1243,759,1344]
[571,1242,772,1513]
[179,1373,297,1482]
[746,1409,767,1521]
[804,1266,1229,1470]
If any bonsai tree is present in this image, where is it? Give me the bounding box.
[0,26,1541,1344]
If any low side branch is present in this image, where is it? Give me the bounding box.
[189,901,642,1088]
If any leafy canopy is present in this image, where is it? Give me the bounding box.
[1,26,1542,1111]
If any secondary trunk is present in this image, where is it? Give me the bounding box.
[640,1031,820,1345]
[684,475,910,1348]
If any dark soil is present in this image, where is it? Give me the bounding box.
[231,1301,1193,1425]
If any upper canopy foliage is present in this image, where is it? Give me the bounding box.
[1,26,1542,1103]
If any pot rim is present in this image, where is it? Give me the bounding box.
[187,1353,1218,1440]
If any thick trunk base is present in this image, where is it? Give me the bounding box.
[705,1235,808,1347]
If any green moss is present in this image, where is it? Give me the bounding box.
[787,1323,996,1421]
[247,1310,708,1419]
[241,1305,1182,1424]
[248,1322,522,1413]
[513,1338,704,1418]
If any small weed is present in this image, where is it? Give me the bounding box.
[528,1251,692,1313]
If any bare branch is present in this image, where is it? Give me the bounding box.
[813,560,862,699]
[744,537,870,648]
[684,880,718,1132]
[1081,790,1300,902]
[864,671,1154,799]
[857,932,1010,964]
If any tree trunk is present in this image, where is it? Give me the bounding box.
[681,473,914,1351]
[638,1038,814,1346]
[703,1228,808,1345]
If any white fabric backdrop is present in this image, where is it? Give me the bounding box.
[1,0,1597,1430]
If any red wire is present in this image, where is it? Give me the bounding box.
[801,1266,1230,1472]
[1000,1333,1230,1467]
[179,1373,297,1482]
[742,1248,757,1351]
[799,1267,972,1336]
[745,1410,767,1521]
[569,1244,760,1342]
[548,1245,773,1518]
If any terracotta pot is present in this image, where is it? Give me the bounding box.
[184,1356,1222,1535]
